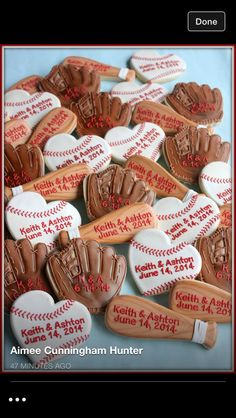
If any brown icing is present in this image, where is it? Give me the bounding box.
[163,126,230,184]
[166,82,223,125]
[196,227,232,292]
[84,164,155,220]
[38,64,100,107]
[70,92,132,136]
[4,238,52,311]
[4,143,44,187]
[46,238,127,313]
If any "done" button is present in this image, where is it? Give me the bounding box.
[187,11,226,32]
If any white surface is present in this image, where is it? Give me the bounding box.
[111,81,168,107]
[199,161,232,206]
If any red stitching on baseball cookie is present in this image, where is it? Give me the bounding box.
[132,54,174,61]
[155,194,198,221]
[150,68,185,81]
[6,200,67,218]
[107,124,149,147]
[10,300,74,321]
[199,173,232,184]
[130,239,188,256]
[43,136,92,158]
[5,93,44,107]
[194,213,220,242]
[92,154,111,172]
[111,83,163,96]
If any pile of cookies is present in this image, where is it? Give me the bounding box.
[4,50,232,367]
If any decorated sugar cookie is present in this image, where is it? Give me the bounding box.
[6,75,42,94]
[83,164,155,220]
[111,81,168,107]
[163,127,230,184]
[5,191,81,252]
[43,133,111,172]
[4,238,51,312]
[132,100,197,135]
[38,64,100,107]
[105,295,217,349]
[4,163,93,203]
[219,204,231,228]
[153,194,220,244]
[5,120,32,147]
[46,238,127,313]
[196,227,232,292]
[170,280,232,323]
[5,90,61,128]
[62,56,135,81]
[10,291,91,366]
[130,50,186,83]
[129,229,201,296]
[4,143,45,187]
[104,122,165,164]
[199,162,232,206]
[28,107,77,149]
[165,82,223,125]
[71,92,132,137]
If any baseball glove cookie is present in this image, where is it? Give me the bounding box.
[196,227,232,292]
[70,92,132,136]
[46,238,127,313]
[38,64,100,107]
[4,143,44,187]
[165,82,223,125]
[163,126,230,184]
[4,238,51,311]
[84,164,155,220]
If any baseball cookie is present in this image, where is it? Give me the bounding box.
[43,133,111,172]
[153,194,220,244]
[70,92,132,137]
[199,161,232,206]
[10,291,91,366]
[46,238,126,313]
[104,122,165,164]
[83,164,155,220]
[163,126,230,184]
[5,90,61,128]
[130,50,186,83]
[5,191,82,252]
[4,143,45,187]
[4,238,51,312]
[111,81,168,108]
[129,229,201,296]
[195,227,232,292]
[165,82,223,125]
[38,64,100,107]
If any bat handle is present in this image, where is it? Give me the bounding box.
[124,69,136,81]
[4,186,18,204]
[192,320,217,349]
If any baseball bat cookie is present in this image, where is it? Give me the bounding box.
[219,204,231,228]
[43,133,111,172]
[163,127,231,184]
[6,75,42,94]
[59,202,157,247]
[27,107,77,149]
[132,101,197,135]
[125,155,192,199]
[5,90,61,129]
[10,290,91,366]
[4,163,92,202]
[5,120,32,147]
[129,229,202,296]
[165,82,223,126]
[153,193,220,244]
[46,238,127,314]
[5,191,82,252]
[104,122,165,165]
[130,50,186,83]
[105,295,217,349]
[195,227,232,293]
[62,56,135,81]
[199,162,232,206]
[111,81,168,108]
[169,280,232,323]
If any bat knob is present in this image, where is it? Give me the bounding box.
[126,69,136,82]
[203,322,217,349]
[192,320,217,349]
